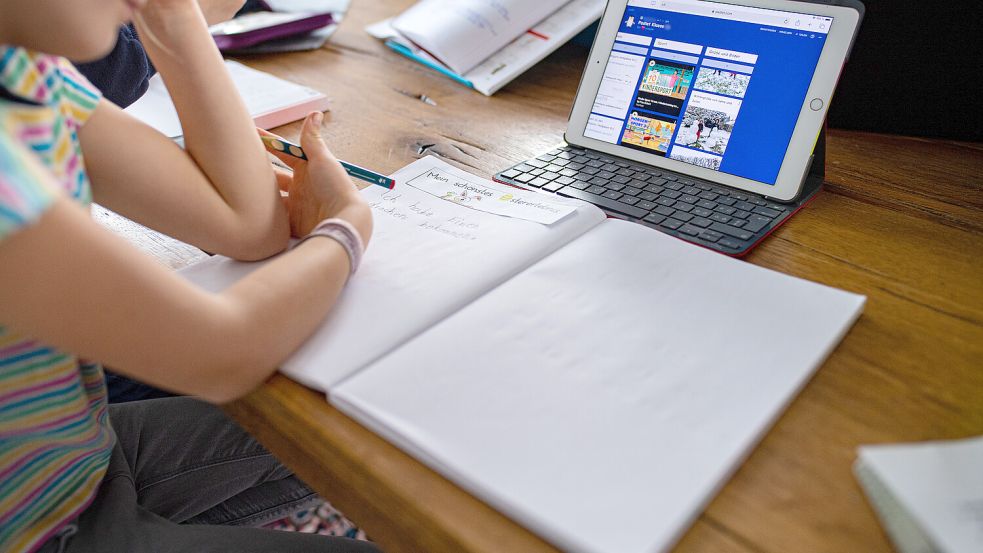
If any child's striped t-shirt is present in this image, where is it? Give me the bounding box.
[0,45,114,553]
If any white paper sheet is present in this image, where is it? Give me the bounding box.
[178,157,604,390]
[332,218,866,553]
[391,0,569,75]
[403,160,577,224]
[856,436,983,553]
[124,61,328,138]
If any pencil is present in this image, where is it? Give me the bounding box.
[261,135,396,190]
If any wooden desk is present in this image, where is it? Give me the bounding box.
[119,2,983,551]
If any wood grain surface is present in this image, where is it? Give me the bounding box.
[108,1,983,551]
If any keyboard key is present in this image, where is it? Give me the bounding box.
[653,205,675,217]
[529,177,551,188]
[660,218,683,230]
[735,201,756,211]
[717,196,737,206]
[536,154,555,162]
[647,169,663,177]
[663,190,682,199]
[664,175,678,181]
[732,193,749,201]
[647,176,668,185]
[622,187,641,196]
[527,159,548,168]
[617,168,635,177]
[630,179,649,189]
[643,213,666,225]
[601,163,620,172]
[679,195,698,204]
[692,207,712,218]
[551,158,570,167]
[674,203,694,213]
[515,163,534,172]
[696,183,712,191]
[567,162,585,170]
[679,178,695,186]
[612,175,632,184]
[556,151,575,159]
[645,184,665,194]
[718,237,743,249]
[638,191,658,202]
[540,172,559,181]
[682,186,701,195]
[542,181,565,193]
[638,200,659,211]
[620,196,640,205]
[596,171,615,180]
[730,219,746,228]
[678,224,701,236]
[559,168,578,177]
[749,198,767,206]
[712,188,730,197]
[605,182,626,192]
[500,169,521,179]
[557,186,648,218]
[573,155,590,163]
[699,229,723,242]
[714,205,736,215]
[655,197,675,207]
[665,182,684,191]
[732,209,751,219]
[709,222,753,241]
[697,200,717,210]
[673,212,694,222]
[709,213,731,224]
[544,164,564,173]
[530,168,544,176]
[580,166,601,176]
[589,177,610,187]
[690,217,712,228]
[555,176,575,186]
[567,179,589,190]
[752,206,782,219]
[586,185,607,194]
[699,191,719,201]
[743,215,771,233]
[767,203,788,212]
[515,173,535,183]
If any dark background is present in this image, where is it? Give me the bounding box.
[823,1,979,141]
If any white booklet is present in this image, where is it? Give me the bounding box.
[856,436,983,553]
[178,156,866,553]
[124,60,329,139]
[367,0,605,95]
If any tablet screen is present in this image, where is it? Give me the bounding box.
[583,0,833,185]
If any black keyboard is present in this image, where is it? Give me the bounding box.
[494,145,800,256]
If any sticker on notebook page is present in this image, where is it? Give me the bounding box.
[404,164,578,225]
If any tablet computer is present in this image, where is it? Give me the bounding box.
[566,0,863,201]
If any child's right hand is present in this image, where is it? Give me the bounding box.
[262,113,373,246]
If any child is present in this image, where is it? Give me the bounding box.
[0,0,376,552]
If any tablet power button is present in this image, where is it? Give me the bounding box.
[810,98,824,111]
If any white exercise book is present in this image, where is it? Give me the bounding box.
[177,156,866,553]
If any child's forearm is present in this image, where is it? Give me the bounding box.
[135,3,288,248]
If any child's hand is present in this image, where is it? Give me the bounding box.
[261,113,373,245]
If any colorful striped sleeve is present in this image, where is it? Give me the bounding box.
[0,131,58,242]
[56,59,102,127]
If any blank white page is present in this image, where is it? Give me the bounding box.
[332,218,866,553]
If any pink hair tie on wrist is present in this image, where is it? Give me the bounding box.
[294,218,364,279]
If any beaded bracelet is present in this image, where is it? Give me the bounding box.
[294,218,364,279]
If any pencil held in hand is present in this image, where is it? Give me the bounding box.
[259,130,395,189]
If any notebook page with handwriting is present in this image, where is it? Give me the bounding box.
[178,157,604,390]
[331,218,866,553]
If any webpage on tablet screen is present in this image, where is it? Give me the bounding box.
[584,0,832,185]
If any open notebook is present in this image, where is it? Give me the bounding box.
[178,156,865,553]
